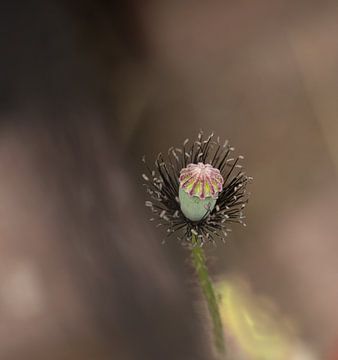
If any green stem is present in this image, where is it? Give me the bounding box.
[191,233,225,355]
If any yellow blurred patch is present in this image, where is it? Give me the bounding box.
[217,278,297,360]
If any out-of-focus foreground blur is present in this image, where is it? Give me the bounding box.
[1,1,338,359]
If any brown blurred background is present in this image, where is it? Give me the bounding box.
[1,0,338,359]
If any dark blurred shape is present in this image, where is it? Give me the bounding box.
[0,1,211,359]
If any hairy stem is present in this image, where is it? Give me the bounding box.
[191,233,225,355]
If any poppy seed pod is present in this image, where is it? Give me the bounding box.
[179,163,224,222]
[142,131,252,245]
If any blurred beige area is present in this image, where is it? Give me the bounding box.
[2,0,338,359]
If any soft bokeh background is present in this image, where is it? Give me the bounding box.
[1,0,338,359]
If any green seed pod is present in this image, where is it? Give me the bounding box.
[179,187,217,222]
[179,162,224,222]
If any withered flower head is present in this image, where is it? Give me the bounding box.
[142,131,252,245]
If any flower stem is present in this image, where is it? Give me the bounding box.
[191,233,225,355]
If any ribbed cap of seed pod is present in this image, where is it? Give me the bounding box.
[179,162,224,199]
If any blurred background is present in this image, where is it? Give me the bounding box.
[1,0,338,359]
